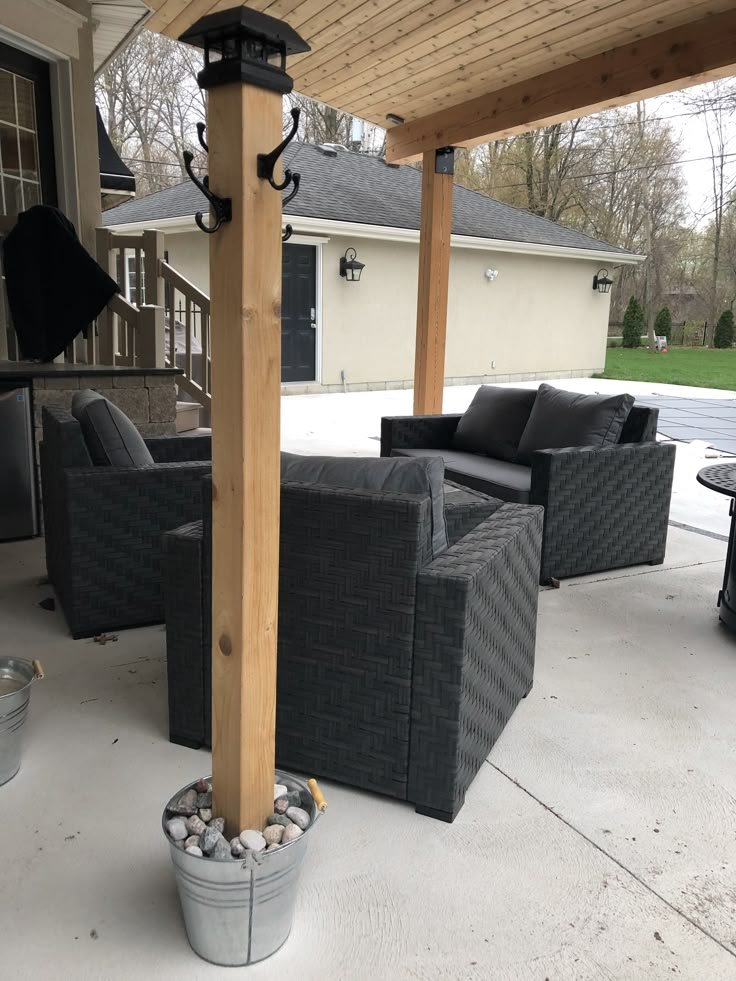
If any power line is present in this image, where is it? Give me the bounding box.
[457,151,736,194]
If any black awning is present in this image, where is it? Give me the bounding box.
[97,107,135,194]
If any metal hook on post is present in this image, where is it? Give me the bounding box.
[257,107,302,207]
[183,149,232,235]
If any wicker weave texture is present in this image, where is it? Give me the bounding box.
[530,441,675,580]
[41,406,211,638]
[164,480,543,817]
[381,414,462,456]
[163,522,207,747]
[409,505,543,816]
[380,408,673,582]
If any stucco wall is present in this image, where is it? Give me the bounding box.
[162,227,613,389]
[0,0,100,249]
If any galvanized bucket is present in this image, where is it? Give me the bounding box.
[0,657,44,786]
[163,770,322,966]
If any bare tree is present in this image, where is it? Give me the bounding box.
[681,81,736,339]
[96,31,206,196]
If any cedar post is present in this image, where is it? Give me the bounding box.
[413,147,454,416]
[179,9,310,837]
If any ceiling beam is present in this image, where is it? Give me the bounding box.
[385,9,736,163]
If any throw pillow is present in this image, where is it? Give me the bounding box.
[72,389,154,467]
[515,384,635,465]
[453,386,538,461]
[280,452,447,557]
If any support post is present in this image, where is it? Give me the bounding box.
[142,229,165,307]
[413,147,454,415]
[137,304,166,368]
[207,82,282,835]
[96,226,116,365]
[179,8,310,838]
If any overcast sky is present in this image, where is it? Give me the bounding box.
[652,82,736,225]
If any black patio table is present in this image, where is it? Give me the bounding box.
[697,463,736,633]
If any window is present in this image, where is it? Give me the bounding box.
[0,69,41,214]
[116,252,146,304]
[0,42,57,214]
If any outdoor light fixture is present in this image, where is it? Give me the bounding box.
[340,247,365,282]
[385,113,405,125]
[484,268,499,281]
[179,7,310,94]
[592,269,613,293]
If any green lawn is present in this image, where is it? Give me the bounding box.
[596,347,736,391]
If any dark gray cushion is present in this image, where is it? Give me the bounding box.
[280,452,448,556]
[453,385,538,461]
[71,389,154,467]
[393,448,531,504]
[515,384,635,465]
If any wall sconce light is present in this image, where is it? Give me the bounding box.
[340,247,365,282]
[592,269,613,293]
[484,268,498,281]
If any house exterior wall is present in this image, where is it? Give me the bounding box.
[161,227,613,393]
[0,0,100,249]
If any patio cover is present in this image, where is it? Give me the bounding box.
[144,1,736,162]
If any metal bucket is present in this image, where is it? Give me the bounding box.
[0,658,44,786]
[163,770,322,966]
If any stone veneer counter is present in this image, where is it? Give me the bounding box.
[0,363,182,527]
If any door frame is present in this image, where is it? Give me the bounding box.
[0,28,78,228]
[281,237,323,386]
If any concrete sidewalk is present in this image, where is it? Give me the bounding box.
[1,525,735,980]
[281,380,736,538]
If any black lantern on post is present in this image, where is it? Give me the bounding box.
[340,248,365,282]
[179,7,310,94]
[592,269,613,293]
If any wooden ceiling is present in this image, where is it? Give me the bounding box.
[144,0,736,160]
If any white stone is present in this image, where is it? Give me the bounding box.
[239,829,266,852]
[263,825,283,846]
[273,783,288,800]
[282,823,303,844]
[185,846,203,857]
[165,817,188,841]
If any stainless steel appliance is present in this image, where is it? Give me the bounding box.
[0,384,37,540]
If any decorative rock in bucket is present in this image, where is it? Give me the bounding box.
[0,658,44,786]
[163,770,326,966]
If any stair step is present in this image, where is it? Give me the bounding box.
[176,401,201,434]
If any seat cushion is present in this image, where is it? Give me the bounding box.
[393,448,531,504]
[280,452,448,556]
[452,385,538,462]
[72,389,154,467]
[515,384,635,465]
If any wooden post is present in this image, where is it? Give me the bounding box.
[207,81,283,836]
[137,304,166,369]
[413,148,454,415]
[96,227,116,365]
[143,229,165,307]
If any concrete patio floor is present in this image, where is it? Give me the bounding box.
[3,380,736,980]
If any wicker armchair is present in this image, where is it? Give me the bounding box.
[162,477,542,822]
[40,406,211,638]
[381,406,676,582]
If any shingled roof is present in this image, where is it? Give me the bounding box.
[104,142,633,256]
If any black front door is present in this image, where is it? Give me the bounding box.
[0,42,57,215]
[281,243,316,382]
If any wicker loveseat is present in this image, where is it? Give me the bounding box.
[163,474,543,822]
[382,385,676,582]
[40,405,211,638]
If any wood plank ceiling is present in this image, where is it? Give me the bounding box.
[144,0,736,159]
